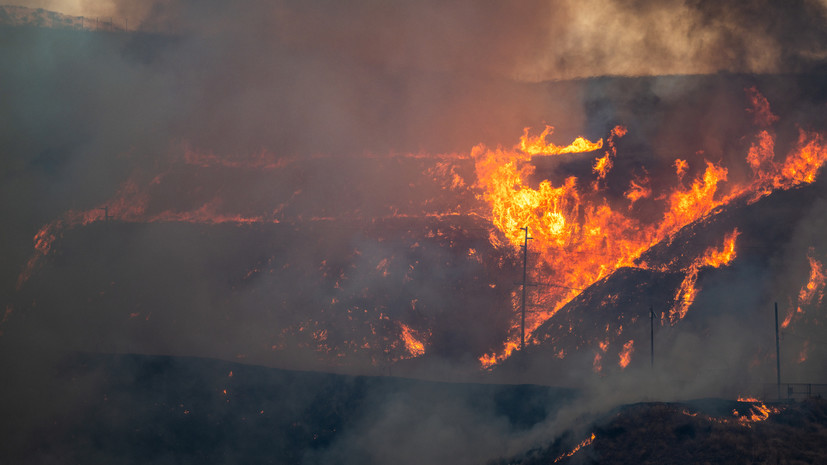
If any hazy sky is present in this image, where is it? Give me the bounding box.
[4,0,827,81]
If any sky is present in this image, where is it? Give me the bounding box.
[4,0,827,80]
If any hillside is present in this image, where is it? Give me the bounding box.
[507,398,827,465]
[0,352,575,464]
[2,351,824,464]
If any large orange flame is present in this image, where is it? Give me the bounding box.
[474,90,827,367]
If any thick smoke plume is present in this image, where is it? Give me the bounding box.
[2,1,827,463]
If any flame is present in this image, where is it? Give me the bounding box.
[674,159,689,180]
[745,86,779,128]
[618,340,634,369]
[475,100,827,366]
[399,322,427,358]
[592,153,613,180]
[476,131,743,361]
[553,433,596,463]
[700,228,740,268]
[735,401,780,426]
[519,125,603,156]
[669,229,739,323]
[782,248,826,329]
[798,251,825,306]
[737,129,827,203]
[658,161,728,238]
[683,400,783,428]
[624,175,651,208]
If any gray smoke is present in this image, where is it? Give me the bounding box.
[2,1,827,463]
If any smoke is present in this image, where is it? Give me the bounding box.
[2,2,827,462]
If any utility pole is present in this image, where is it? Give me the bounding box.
[775,302,781,400]
[650,306,654,369]
[519,227,532,351]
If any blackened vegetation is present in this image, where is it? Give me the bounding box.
[8,217,516,370]
[0,352,575,465]
[501,399,827,465]
[531,267,685,347]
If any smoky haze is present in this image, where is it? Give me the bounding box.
[2,1,827,463]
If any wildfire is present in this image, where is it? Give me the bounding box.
[14,87,827,371]
[474,124,753,365]
[474,88,827,366]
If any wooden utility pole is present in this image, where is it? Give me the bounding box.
[519,227,532,351]
[98,206,110,222]
[775,302,781,400]
[650,306,654,369]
